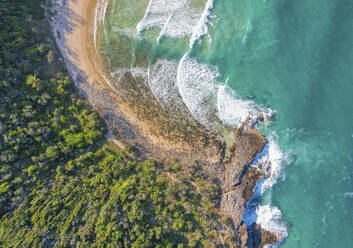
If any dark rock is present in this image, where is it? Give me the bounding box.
[260,228,282,247]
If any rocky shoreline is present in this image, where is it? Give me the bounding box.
[49,0,282,246]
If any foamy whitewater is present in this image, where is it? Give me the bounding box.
[256,205,288,240]
[148,59,188,115]
[189,0,215,48]
[258,135,289,194]
[217,84,273,128]
[176,53,219,126]
[94,0,109,51]
[136,0,202,40]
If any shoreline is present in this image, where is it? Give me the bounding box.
[49,0,283,246]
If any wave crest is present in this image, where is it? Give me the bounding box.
[256,205,288,239]
[177,53,219,126]
[137,0,202,40]
[148,59,185,111]
[217,84,272,127]
[258,135,289,194]
[189,0,215,48]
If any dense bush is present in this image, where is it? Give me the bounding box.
[1,143,221,247]
[0,0,106,215]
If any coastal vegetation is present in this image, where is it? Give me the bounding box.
[0,0,229,247]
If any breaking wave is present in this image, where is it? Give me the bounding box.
[217,84,273,127]
[189,0,215,48]
[148,59,187,114]
[176,53,219,126]
[258,135,289,194]
[148,59,179,107]
[94,0,109,51]
[136,0,202,40]
[256,205,288,240]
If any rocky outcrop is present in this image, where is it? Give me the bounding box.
[260,228,283,247]
[219,121,267,247]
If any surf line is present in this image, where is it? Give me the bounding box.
[174,0,218,127]
[189,0,215,48]
[94,0,109,52]
[242,120,287,247]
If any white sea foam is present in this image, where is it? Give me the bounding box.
[177,53,274,128]
[137,0,201,40]
[177,53,219,126]
[138,0,186,28]
[110,68,130,82]
[256,205,288,240]
[93,1,100,49]
[156,14,173,42]
[189,0,215,48]
[257,135,287,194]
[102,1,108,24]
[94,0,109,51]
[131,67,148,82]
[160,11,200,39]
[136,0,216,42]
[217,84,268,127]
[148,59,183,109]
[345,192,353,198]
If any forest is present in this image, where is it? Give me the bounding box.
[0,0,224,247]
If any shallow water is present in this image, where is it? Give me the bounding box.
[101,0,353,246]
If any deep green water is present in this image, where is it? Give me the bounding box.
[210,0,353,247]
[101,0,353,246]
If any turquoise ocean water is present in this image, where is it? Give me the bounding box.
[100,0,353,246]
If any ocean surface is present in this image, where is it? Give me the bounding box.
[99,0,353,246]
